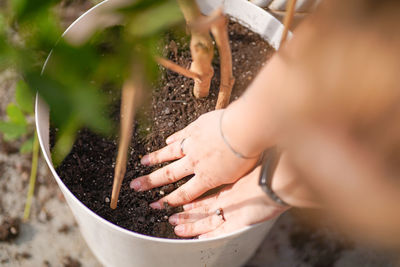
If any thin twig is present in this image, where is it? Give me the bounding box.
[280,0,297,47]
[111,77,140,209]
[211,14,235,109]
[156,57,201,81]
[23,132,39,221]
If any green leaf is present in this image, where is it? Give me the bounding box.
[128,1,183,37]
[12,0,57,22]
[51,118,80,167]
[16,80,35,114]
[71,88,111,134]
[20,137,34,154]
[0,14,6,35]
[25,72,73,127]
[119,0,167,14]
[0,121,26,141]
[7,103,27,126]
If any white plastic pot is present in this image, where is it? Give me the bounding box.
[249,0,272,8]
[35,1,288,266]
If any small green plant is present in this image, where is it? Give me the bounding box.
[0,0,187,215]
[0,0,239,211]
[0,80,34,149]
[0,80,39,220]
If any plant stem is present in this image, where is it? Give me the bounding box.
[211,12,235,109]
[280,0,297,46]
[189,8,224,31]
[110,75,141,209]
[177,0,214,98]
[156,57,201,80]
[23,131,39,221]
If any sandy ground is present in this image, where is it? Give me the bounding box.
[0,1,399,267]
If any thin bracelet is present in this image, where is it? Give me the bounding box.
[258,147,289,207]
[219,109,259,159]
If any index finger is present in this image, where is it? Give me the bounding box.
[165,123,195,144]
[141,140,184,166]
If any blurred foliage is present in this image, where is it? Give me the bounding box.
[0,80,35,153]
[0,0,184,165]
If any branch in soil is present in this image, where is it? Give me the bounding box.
[211,13,235,109]
[177,0,214,98]
[23,132,39,221]
[280,0,297,46]
[156,57,201,81]
[189,8,224,32]
[111,76,141,209]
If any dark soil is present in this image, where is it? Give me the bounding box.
[56,21,274,238]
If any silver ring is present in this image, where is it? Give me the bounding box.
[180,138,186,155]
[216,208,226,221]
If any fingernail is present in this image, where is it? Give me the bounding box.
[141,155,150,166]
[130,180,142,191]
[183,203,192,210]
[174,225,185,234]
[169,214,178,225]
[166,136,173,144]
[150,202,162,210]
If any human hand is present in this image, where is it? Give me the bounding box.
[168,166,289,238]
[130,109,260,208]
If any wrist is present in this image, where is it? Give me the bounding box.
[220,109,259,159]
[222,98,274,157]
[271,155,320,208]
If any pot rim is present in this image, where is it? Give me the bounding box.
[35,0,286,244]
